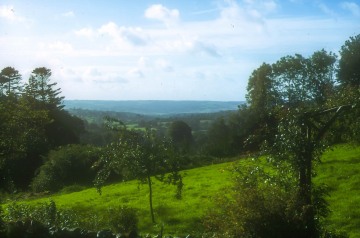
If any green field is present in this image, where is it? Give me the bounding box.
[314,144,360,237]
[3,144,360,237]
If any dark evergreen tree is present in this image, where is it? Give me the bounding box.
[25,67,64,109]
[0,67,22,97]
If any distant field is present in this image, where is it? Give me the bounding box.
[3,144,360,237]
[63,100,244,115]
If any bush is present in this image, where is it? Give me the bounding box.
[31,144,101,193]
[0,207,5,236]
[3,200,57,226]
[106,206,138,234]
[203,160,333,238]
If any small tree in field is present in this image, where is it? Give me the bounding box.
[94,119,183,223]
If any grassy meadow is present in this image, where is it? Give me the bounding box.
[3,144,360,237]
[314,144,360,237]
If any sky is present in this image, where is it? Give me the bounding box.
[0,0,359,101]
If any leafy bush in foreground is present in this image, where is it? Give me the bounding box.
[31,144,101,193]
[203,160,343,238]
[106,206,138,234]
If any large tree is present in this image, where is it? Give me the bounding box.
[0,96,50,190]
[25,67,64,109]
[338,34,360,88]
[24,67,84,147]
[335,34,360,143]
[246,62,277,113]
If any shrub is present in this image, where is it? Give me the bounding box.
[203,160,332,238]
[0,207,5,236]
[4,200,55,225]
[31,144,101,193]
[106,206,138,234]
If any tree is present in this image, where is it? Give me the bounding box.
[307,50,337,105]
[334,35,360,143]
[168,120,193,153]
[94,120,183,223]
[205,118,233,157]
[338,34,360,88]
[246,62,277,113]
[245,63,279,151]
[0,96,50,190]
[0,67,22,97]
[265,50,336,109]
[45,109,85,148]
[25,67,64,109]
[231,49,345,236]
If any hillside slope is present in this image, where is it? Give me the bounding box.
[4,144,360,237]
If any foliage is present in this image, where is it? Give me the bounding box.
[3,200,58,227]
[106,206,138,234]
[0,96,50,191]
[31,144,101,193]
[24,67,64,109]
[204,160,309,238]
[94,119,183,223]
[0,66,22,96]
[0,66,87,191]
[204,117,233,157]
[167,120,193,153]
[338,34,360,88]
[0,207,4,235]
[45,109,85,147]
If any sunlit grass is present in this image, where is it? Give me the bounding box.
[21,162,233,235]
[314,144,360,237]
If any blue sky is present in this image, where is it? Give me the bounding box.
[1,0,359,101]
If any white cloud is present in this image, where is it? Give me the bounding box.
[190,40,221,58]
[341,2,360,17]
[74,27,95,38]
[0,5,25,22]
[138,56,148,68]
[98,22,148,46]
[127,68,144,78]
[155,59,173,72]
[48,41,74,52]
[62,11,75,18]
[145,4,180,26]
[98,22,118,37]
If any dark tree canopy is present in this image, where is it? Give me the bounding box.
[168,120,193,153]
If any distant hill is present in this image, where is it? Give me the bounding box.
[63,100,244,115]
